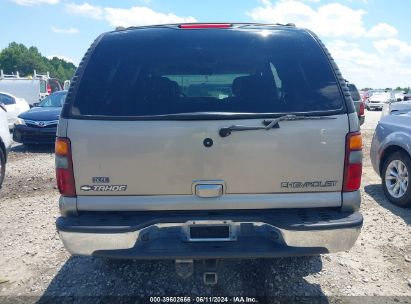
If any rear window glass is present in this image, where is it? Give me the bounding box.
[39,92,66,107]
[71,28,343,117]
[348,84,361,101]
[48,79,62,93]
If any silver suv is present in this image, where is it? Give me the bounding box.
[55,23,363,261]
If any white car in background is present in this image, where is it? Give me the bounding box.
[0,92,30,129]
[393,90,406,102]
[366,91,395,111]
[0,103,12,188]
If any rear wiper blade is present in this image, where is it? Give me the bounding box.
[219,114,336,138]
[219,118,280,137]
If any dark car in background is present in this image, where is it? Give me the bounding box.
[347,83,365,125]
[13,90,67,145]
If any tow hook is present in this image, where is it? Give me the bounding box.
[175,259,194,279]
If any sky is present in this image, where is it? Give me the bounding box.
[1,0,410,89]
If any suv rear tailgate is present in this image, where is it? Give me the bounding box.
[68,114,348,197]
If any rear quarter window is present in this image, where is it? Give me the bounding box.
[69,28,344,118]
[40,80,47,94]
[348,84,361,101]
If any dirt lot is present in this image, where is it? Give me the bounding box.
[0,110,410,301]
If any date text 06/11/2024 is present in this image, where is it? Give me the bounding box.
[149,296,258,303]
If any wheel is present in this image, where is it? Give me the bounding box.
[381,151,411,208]
[0,148,5,189]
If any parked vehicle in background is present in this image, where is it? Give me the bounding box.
[347,83,364,125]
[13,91,66,145]
[392,90,405,102]
[55,23,363,267]
[371,111,411,207]
[364,89,387,104]
[363,90,375,105]
[404,90,411,101]
[0,70,61,106]
[381,100,411,117]
[0,104,12,188]
[359,91,366,102]
[366,91,395,111]
[0,92,30,129]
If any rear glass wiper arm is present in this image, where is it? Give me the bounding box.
[219,114,336,138]
[219,117,281,137]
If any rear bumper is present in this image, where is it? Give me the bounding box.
[13,125,57,144]
[56,209,363,259]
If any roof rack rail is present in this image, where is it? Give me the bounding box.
[0,69,51,80]
[33,70,50,79]
[0,70,20,79]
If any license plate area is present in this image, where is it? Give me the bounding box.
[184,220,236,242]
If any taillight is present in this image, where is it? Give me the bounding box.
[359,102,365,116]
[47,83,51,94]
[343,132,362,192]
[179,23,231,29]
[55,137,76,197]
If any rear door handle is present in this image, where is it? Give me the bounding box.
[195,184,223,198]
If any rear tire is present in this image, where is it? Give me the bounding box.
[381,151,411,208]
[0,148,5,189]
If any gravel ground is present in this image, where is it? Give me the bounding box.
[0,110,410,301]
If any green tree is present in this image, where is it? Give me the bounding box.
[395,86,410,92]
[0,42,76,83]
